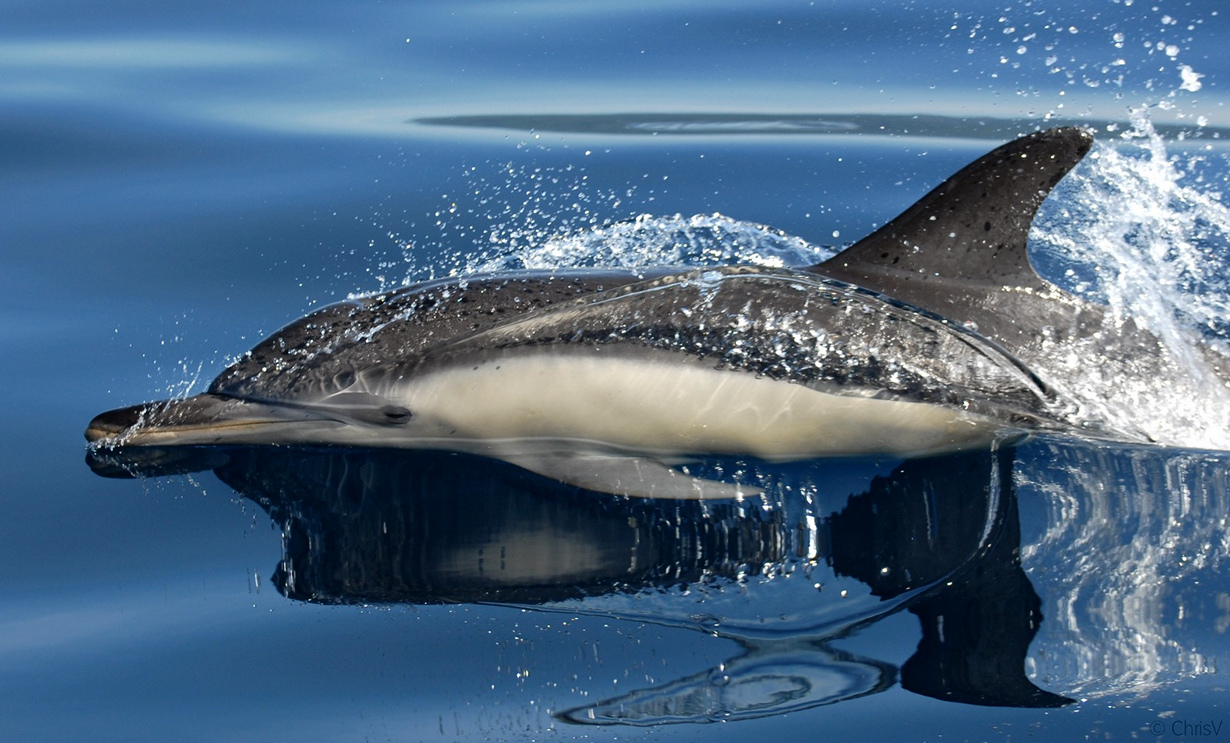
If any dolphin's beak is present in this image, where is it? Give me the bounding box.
[85,393,331,446]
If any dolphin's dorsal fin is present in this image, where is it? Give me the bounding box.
[815,127,1092,291]
[812,127,1095,348]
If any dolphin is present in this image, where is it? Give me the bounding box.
[85,127,1140,498]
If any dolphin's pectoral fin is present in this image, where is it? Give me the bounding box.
[499,452,761,500]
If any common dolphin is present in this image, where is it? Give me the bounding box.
[85,127,1141,498]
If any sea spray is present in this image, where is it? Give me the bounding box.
[1030,115,1230,449]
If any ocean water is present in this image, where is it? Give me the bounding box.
[4,1,1230,740]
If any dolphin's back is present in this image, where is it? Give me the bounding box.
[209,269,662,403]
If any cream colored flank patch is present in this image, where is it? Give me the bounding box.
[398,354,1000,459]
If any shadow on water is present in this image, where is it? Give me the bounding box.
[88,441,1080,723]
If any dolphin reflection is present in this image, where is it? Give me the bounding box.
[89,441,1073,721]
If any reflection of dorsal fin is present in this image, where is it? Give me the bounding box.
[811,127,1094,349]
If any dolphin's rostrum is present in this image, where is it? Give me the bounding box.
[86,128,1144,498]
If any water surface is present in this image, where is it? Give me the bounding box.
[4,1,1230,740]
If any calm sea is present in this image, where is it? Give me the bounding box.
[3,1,1230,740]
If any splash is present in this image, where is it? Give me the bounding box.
[1039,115,1230,339]
[1030,114,1230,449]
[946,0,1217,130]
[472,212,831,273]
[390,159,830,283]
[382,160,631,286]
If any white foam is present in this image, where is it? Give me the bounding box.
[1030,114,1230,449]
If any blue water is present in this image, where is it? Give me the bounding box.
[5,1,1230,740]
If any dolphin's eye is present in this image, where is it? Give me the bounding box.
[334,370,356,389]
[380,405,413,424]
